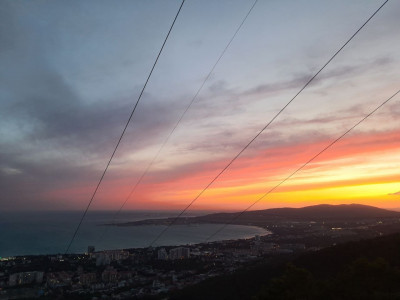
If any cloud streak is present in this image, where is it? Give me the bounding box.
[1,0,400,211]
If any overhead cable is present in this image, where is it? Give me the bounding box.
[148,0,389,247]
[64,0,186,254]
[205,88,400,242]
[104,0,259,234]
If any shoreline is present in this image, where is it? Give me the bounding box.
[104,219,269,231]
[1,223,271,258]
[1,232,273,260]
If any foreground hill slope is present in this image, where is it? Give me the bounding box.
[169,233,400,300]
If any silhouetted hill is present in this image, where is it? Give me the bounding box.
[113,204,400,226]
[219,203,400,220]
[114,204,400,227]
[192,204,400,229]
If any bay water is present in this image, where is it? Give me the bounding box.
[0,211,270,257]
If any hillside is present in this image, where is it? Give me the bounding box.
[195,203,400,221]
[114,204,400,227]
[168,233,400,300]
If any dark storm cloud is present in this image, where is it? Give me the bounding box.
[0,63,188,208]
[0,1,191,209]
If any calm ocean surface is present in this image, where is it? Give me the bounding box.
[0,211,270,257]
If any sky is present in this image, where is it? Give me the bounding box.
[1,0,399,214]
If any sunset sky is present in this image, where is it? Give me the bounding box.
[0,0,399,214]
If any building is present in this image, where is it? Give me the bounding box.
[108,249,130,261]
[46,272,72,288]
[79,272,97,286]
[9,271,44,286]
[95,249,130,266]
[95,252,111,266]
[169,247,190,260]
[157,248,168,260]
[102,266,119,283]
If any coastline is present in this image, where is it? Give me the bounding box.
[103,214,271,231]
[1,221,269,257]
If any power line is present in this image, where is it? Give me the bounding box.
[205,88,400,242]
[148,0,389,247]
[64,0,186,254]
[103,0,259,236]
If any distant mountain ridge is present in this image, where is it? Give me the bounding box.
[205,204,400,220]
[113,204,400,227]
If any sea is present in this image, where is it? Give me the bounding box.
[0,211,270,258]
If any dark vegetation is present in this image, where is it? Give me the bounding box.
[169,233,400,300]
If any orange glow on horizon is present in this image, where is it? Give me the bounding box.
[49,129,400,211]
[124,129,400,211]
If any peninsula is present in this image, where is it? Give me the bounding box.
[107,204,400,229]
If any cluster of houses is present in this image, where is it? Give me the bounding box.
[0,235,311,299]
[157,247,190,260]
